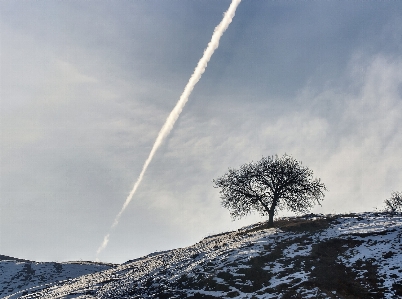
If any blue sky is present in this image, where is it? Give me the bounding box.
[1,0,402,264]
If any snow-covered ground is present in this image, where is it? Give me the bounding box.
[2,212,402,298]
[0,258,113,298]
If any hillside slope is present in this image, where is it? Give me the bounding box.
[2,212,402,299]
[0,257,114,298]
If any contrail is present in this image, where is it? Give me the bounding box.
[96,0,241,257]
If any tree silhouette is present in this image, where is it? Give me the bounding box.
[213,154,327,226]
[384,191,402,214]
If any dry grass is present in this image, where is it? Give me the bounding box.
[241,215,337,235]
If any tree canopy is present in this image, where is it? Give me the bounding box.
[213,154,327,226]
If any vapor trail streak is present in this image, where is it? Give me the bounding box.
[96,0,241,257]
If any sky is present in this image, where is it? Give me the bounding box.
[1,0,402,264]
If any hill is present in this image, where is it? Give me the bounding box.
[0,257,114,298]
[2,212,402,298]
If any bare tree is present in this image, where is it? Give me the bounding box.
[384,191,402,214]
[213,155,327,227]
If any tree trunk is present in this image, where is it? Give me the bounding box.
[267,196,279,227]
[268,209,275,227]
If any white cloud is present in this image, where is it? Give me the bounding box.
[312,54,402,212]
